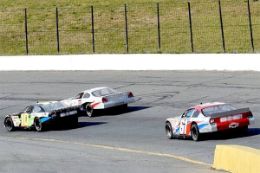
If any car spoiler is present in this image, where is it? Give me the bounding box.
[207,107,251,118]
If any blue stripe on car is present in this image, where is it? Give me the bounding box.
[198,123,208,129]
[39,117,51,123]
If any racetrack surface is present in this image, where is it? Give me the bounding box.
[0,71,260,173]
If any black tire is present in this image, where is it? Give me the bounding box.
[238,125,248,135]
[191,123,201,141]
[86,104,95,117]
[34,118,45,132]
[4,116,15,132]
[165,122,174,139]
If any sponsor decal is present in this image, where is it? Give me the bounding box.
[11,116,21,127]
[220,114,242,122]
[39,117,51,123]
[198,123,208,129]
[21,113,30,127]
[60,110,77,117]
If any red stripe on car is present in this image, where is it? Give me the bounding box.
[91,102,101,109]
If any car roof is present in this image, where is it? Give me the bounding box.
[192,102,226,111]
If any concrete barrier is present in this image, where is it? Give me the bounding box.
[213,145,260,173]
[0,54,260,71]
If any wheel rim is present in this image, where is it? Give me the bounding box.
[35,120,42,131]
[192,127,198,140]
[165,125,172,138]
[86,106,93,117]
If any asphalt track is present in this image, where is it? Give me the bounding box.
[0,71,260,173]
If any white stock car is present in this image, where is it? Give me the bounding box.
[165,102,254,141]
[62,87,137,117]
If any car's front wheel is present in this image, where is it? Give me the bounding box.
[165,122,174,139]
[4,116,15,132]
[191,123,201,141]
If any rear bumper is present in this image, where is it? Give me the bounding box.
[103,102,127,109]
[198,119,250,134]
[216,118,250,132]
[249,117,255,125]
[94,97,137,110]
[128,97,138,103]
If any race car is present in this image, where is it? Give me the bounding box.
[61,87,137,117]
[165,102,254,141]
[4,101,79,132]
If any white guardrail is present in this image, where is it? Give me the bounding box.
[0,54,259,71]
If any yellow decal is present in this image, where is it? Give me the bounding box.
[21,113,30,127]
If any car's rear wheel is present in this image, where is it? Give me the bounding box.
[4,116,15,132]
[34,118,45,132]
[86,104,95,117]
[191,124,201,141]
[165,122,174,139]
[238,125,248,135]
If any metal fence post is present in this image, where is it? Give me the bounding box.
[218,0,226,53]
[124,4,129,53]
[188,1,194,53]
[24,8,29,55]
[56,7,60,53]
[157,3,161,52]
[91,6,95,53]
[247,0,254,52]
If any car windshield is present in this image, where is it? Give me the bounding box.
[22,106,32,113]
[92,88,118,97]
[40,102,66,112]
[202,104,236,116]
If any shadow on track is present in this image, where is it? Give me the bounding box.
[201,128,260,141]
[172,128,260,142]
[51,121,107,131]
[78,121,107,128]
[127,106,150,113]
[91,106,150,117]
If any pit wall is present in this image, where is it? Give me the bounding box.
[213,145,260,173]
[0,54,260,71]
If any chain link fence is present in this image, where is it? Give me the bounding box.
[0,0,259,55]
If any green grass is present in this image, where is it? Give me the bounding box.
[0,0,259,54]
